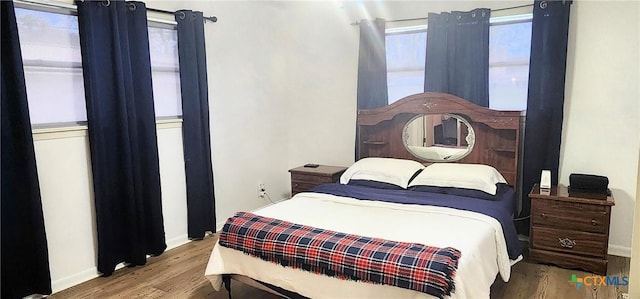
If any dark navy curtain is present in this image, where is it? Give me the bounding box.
[355,18,387,159]
[424,9,490,107]
[357,18,388,109]
[175,10,216,239]
[1,1,52,297]
[76,0,166,275]
[517,0,572,235]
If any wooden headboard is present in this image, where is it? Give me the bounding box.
[357,92,522,187]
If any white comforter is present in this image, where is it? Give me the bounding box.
[205,192,519,299]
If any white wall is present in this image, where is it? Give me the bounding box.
[630,148,640,298]
[36,0,639,293]
[202,1,291,222]
[156,126,189,248]
[560,1,639,257]
[35,132,97,293]
[285,2,359,169]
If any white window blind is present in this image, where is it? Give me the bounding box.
[385,27,427,105]
[16,8,86,126]
[489,20,532,111]
[148,26,182,118]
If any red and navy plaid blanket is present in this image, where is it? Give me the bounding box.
[219,212,461,298]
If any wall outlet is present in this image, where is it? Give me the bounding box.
[258,183,266,198]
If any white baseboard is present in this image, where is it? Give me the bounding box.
[608,244,632,257]
[51,266,99,294]
[52,235,190,294]
[166,234,190,250]
[216,220,226,232]
[52,262,128,293]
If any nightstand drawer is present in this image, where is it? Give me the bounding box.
[531,226,607,257]
[531,198,609,234]
[291,181,319,194]
[291,173,335,184]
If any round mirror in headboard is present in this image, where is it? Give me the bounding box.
[402,113,475,162]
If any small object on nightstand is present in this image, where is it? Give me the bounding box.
[528,184,615,275]
[289,165,347,196]
[569,173,610,200]
[303,163,319,168]
[540,170,552,189]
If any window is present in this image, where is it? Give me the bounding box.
[15,7,182,128]
[148,26,182,118]
[16,8,86,126]
[385,26,427,104]
[489,16,532,111]
[385,14,532,110]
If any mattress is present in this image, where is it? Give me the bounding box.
[205,188,522,299]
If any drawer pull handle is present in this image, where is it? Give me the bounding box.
[558,238,576,248]
[541,213,546,218]
[591,219,597,225]
[294,183,299,187]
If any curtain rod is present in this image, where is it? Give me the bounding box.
[147,7,217,23]
[350,3,533,26]
[14,0,217,24]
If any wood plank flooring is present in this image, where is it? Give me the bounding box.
[51,235,630,299]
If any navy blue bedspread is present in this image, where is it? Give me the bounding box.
[309,184,522,260]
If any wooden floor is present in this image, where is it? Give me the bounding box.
[52,235,630,299]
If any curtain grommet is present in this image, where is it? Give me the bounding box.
[127,3,136,11]
[178,11,186,20]
[471,12,476,18]
[101,0,110,7]
[540,1,548,9]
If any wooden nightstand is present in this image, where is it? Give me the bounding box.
[528,184,615,275]
[288,165,347,196]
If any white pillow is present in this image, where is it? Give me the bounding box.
[408,163,507,195]
[340,157,425,189]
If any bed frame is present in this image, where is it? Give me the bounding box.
[357,92,523,187]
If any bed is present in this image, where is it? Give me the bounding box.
[205,92,523,299]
